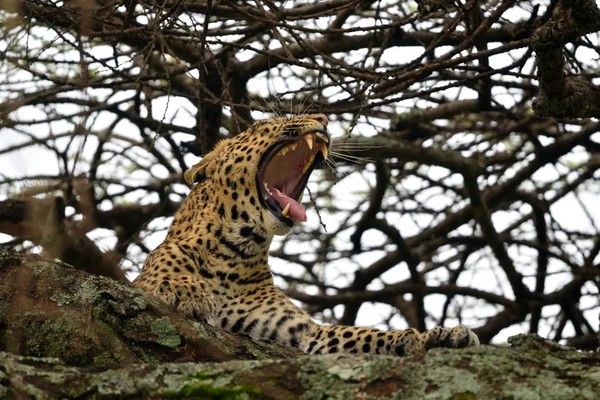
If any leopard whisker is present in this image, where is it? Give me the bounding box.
[332,143,383,150]
[331,141,384,151]
[329,150,372,164]
[323,158,355,183]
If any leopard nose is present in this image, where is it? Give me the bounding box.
[312,113,328,127]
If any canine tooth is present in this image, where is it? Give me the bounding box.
[305,135,313,150]
[320,144,328,159]
[316,132,329,144]
[302,155,316,174]
[281,203,290,217]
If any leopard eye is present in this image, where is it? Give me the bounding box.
[282,129,298,137]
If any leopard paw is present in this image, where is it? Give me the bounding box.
[152,277,216,320]
[422,325,479,350]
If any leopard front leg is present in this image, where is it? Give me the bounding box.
[133,243,218,321]
[304,325,479,355]
[217,286,478,355]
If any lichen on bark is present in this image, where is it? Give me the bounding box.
[1,334,599,399]
[0,246,299,366]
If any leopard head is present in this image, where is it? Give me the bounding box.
[184,114,330,237]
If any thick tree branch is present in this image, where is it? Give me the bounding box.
[1,334,599,399]
[533,0,600,118]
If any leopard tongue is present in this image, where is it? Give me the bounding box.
[270,188,307,222]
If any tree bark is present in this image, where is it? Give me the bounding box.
[1,247,599,399]
[1,334,599,399]
[533,0,600,118]
[0,246,299,366]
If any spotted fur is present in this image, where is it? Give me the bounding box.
[133,114,479,355]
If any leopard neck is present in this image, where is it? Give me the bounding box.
[166,181,275,283]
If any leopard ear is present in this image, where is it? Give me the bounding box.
[184,140,228,185]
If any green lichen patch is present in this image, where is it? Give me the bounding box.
[298,356,363,400]
[0,246,22,271]
[21,316,75,357]
[151,317,182,348]
[450,392,477,400]
[93,352,119,365]
[168,383,268,400]
[130,345,159,364]
[233,362,303,400]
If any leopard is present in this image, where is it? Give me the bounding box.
[133,113,479,355]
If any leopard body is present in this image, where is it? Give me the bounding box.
[133,114,479,355]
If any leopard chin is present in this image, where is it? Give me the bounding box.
[264,211,295,236]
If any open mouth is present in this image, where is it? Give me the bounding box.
[257,130,330,225]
